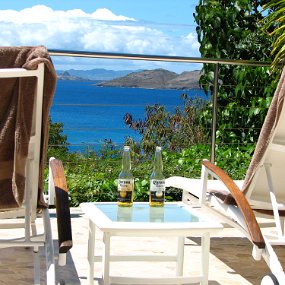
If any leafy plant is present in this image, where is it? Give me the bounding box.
[52,142,253,207]
[262,0,285,70]
[48,118,69,159]
[124,94,207,156]
[194,0,280,145]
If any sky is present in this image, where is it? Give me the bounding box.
[0,1,201,73]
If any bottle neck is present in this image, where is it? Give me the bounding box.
[122,149,131,172]
[153,149,163,174]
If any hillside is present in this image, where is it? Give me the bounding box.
[57,71,86,81]
[166,71,201,89]
[57,68,139,81]
[96,69,201,89]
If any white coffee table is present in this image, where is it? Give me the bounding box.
[80,202,222,285]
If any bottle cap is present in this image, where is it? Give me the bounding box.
[156,146,162,151]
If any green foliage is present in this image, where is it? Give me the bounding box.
[195,0,281,145]
[48,118,69,159]
[124,94,207,156]
[195,0,268,62]
[64,153,122,206]
[262,0,285,70]
[214,144,255,178]
[213,66,279,144]
[49,142,253,207]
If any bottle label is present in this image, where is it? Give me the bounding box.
[150,179,165,203]
[118,179,134,203]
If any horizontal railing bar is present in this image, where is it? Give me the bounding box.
[63,128,133,131]
[49,141,256,146]
[59,126,262,131]
[52,103,184,107]
[48,49,271,67]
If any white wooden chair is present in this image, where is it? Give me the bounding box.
[0,47,72,284]
[166,68,285,285]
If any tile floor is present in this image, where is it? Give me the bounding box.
[0,207,284,285]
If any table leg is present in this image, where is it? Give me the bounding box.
[176,236,185,276]
[87,220,96,285]
[201,232,210,285]
[102,232,111,285]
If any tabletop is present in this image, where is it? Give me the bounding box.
[80,202,223,234]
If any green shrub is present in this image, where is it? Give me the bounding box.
[46,142,253,207]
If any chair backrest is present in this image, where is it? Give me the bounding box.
[0,48,72,285]
[0,65,42,216]
[0,46,56,216]
[242,68,285,210]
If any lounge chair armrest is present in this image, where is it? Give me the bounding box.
[202,159,265,249]
[49,158,73,254]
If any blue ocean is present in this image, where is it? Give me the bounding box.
[50,80,207,151]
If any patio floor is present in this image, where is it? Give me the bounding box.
[0,207,284,285]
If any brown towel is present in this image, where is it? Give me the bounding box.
[0,46,56,209]
[241,68,285,195]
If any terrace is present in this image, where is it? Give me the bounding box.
[1,50,284,285]
[1,207,284,284]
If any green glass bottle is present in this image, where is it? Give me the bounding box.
[118,146,134,207]
[149,146,165,207]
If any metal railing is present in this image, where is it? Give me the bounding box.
[49,49,272,162]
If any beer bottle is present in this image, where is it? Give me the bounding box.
[118,146,134,207]
[149,146,165,207]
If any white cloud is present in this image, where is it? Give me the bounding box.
[0,5,134,24]
[182,33,200,53]
[91,8,135,21]
[0,5,200,71]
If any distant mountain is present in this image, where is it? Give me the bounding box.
[56,68,201,89]
[57,71,86,81]
[56,68,140,81]
[166,71,201,89]
[96,69,201,90]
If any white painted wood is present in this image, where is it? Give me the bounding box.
[0,64,59,284]
[81,202,222,285]
[87,220,96,285]
[176,236,185,276]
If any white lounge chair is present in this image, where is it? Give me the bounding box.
[0,46,72,284]
[166,68,285,285]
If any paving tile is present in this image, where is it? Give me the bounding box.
[0,207,284,285]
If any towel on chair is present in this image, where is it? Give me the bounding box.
[0,46,56,209]
[241,68,285,195]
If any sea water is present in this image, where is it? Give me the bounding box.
[50,80,207,152]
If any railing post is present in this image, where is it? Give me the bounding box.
[210,63,219,163]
